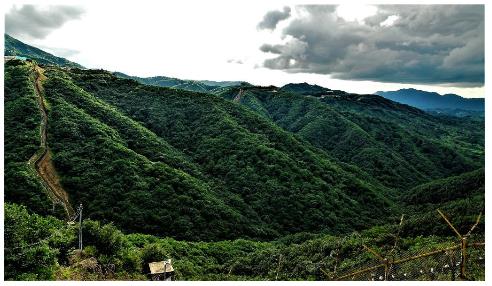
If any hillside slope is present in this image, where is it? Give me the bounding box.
[5,34,83,68]
[4,60,56,216]
[5,60,399,241]
[400,168,485,236]
[217,85,484,189]
[113,72,246,93]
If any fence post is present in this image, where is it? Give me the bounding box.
[437,209,482,281]
[383,258,389,281]
[78,203,83,251]
[460,237,467,279]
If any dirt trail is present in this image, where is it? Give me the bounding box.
[29,65,75,218]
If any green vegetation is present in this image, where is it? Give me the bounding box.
[217,86,483,189]
[400,168,485,237]
[5,203,75,280]
[113,72,245,93]
[42,67,392,239]
[7,202,481,281]
[4,58,484,280]
[280,82,346,96]
[4,60,56,215]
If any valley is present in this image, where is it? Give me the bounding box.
[3,35,485,281]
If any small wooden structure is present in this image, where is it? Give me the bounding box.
[149,259,174,281]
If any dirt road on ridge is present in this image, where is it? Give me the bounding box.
[28,65,75,218]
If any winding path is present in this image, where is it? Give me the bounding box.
[28,65,75,219]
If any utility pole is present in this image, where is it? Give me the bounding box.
[78,203,83,251]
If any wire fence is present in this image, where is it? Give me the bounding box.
[328,210,485,281]
[334,241,484,281]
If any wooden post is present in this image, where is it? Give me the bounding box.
[460,237,467,279]
[78,203,83,251]
[383,258,389,281]
[437,209,462,240]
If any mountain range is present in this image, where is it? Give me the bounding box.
[4,34,485,280]
[113,72,247,93]
[376,88,484,117]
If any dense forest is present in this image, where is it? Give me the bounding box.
[217,86,483,189]
[4,58,484,280]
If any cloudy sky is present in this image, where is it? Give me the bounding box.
[4,1,485,97]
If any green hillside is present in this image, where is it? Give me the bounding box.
[5,60,398,242]
[4,59,484,281]
[113,72,246,93]
[280,82,346,96]
[5,34,83,68]
[4,60,55,215]
[217,86,484,189]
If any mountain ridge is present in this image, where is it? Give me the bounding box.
[375,88,484,116]
[5,34,83,68]
[113,71,248,93]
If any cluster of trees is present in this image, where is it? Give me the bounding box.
[5,202,483,280]
[399,168,485,237]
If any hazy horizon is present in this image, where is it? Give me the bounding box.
[4,1,485,98]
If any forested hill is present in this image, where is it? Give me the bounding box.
[217,85,484,189]
[4,60,484,281]
[4,34,83,68]
[6,60,399,241]
[113,72,247,93]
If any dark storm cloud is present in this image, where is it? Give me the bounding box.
[6,5,85,39]
[257,6,291,30]
[259,5,484,86]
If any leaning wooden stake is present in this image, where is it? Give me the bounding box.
[437,209,462,239]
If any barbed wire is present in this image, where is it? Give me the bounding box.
[326,210,484,281]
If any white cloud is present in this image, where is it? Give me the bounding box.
[3,1,484,98]
[336,4,378,24]
[380,15,399,27]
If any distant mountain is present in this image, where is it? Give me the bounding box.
[280,82,346,96]
[375,88,484,116]
[114,72,247,93]
[200,80,246,88]
[4,34,83,68]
